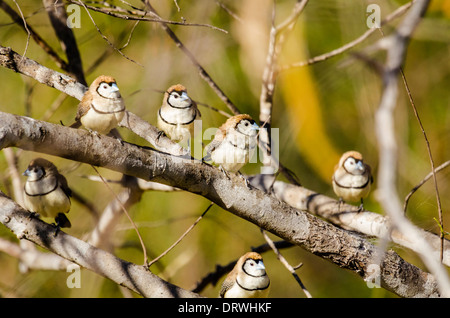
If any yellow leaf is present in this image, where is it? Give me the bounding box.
[280,29,341,182]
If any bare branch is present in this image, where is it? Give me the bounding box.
[0,237,71,272]
[0,0,72,74]
[0,43,446,298]
[88,176,144,251]
[215,1,242,23]
[0,45,87,100]
[373,0,450,296]
[143,0,241,116]
[77,0,143,67]
[404,160,450,213]
[91,165,149,267]
[3,148,24,206]
[279,0,414,71]
[68,0,228,33]
[0,191,202,298]
[261,229,312,298]
[399,67,445,261]
[259,0,308,175]
[266,179,450,268]
[0,111,442,297]
[11,0,30,57]
[147,203,213,268]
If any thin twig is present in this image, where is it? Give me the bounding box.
[196,101,232,118]
[399,67,445,261]
[0,0,69,71]
[12,0,30,58]
[374,0,450,296]
[41,93,68,122]
[3,148,24,207]
[215,0,242,23]
[91,165,149,267]
[259,0,308,173]
[191,240,293,293]
[260,229,312,298]
[120,20,140,50]
[69,0,228,33]
[78,1,143,67]
[404,160,450,213]
[279,0,414,72]
[376,25,445,262]
[143,0,240,116]
[147,202,213,268]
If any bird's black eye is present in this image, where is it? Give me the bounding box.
[245,122,249,126]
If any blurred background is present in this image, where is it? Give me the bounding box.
[0,0,449,298]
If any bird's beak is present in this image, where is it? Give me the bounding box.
[22,169,30,177]
[256,261,266,271]
[180,91,191,102]
[111,83,120,92]
[251,122,260,131]
[356,161,365,171]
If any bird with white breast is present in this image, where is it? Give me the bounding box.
[203,114,259,177]
[71,75,126,136]
[332,150,373,211]
[22,158,72,234]
[157,84,201,147]
[220,252,270,298]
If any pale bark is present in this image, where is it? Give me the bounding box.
[0,111,442,297]
[0,191,202,298]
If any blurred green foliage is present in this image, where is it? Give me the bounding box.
[0,0,449,298]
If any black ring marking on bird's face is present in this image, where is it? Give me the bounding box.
[343,156,365,175]
[242,258,267,278]
[167,91,192,109]
[96,82,120,100]
[235,119,258,136]
[25,166,46,181]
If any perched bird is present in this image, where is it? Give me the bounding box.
[22,158,72,233]
[203,114,259,175]
[220,252,270,298]
[157,84,201,145]
[71,75,125,135]
[332,151,373,211]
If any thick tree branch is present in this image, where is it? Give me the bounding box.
[0,45,87,100]
[0,111,442,298]
[0,191,201,298]
[264,179,450,268]
[0,38,445,297]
